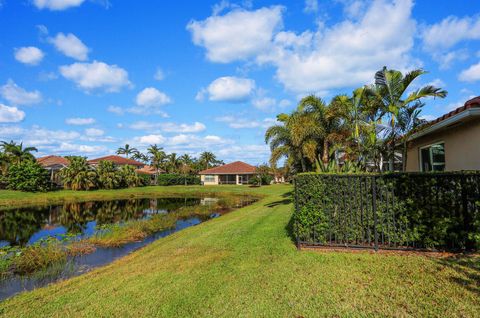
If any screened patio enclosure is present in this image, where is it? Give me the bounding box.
[218,174,252,185]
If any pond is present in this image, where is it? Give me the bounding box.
[0,195,256,301]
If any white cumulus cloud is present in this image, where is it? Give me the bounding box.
[197,76,255,102]
[33,0,85,10]
[422,15,480,52]
[459,61,480,82]
[59,61,131,93]
[49,32,89,61]
[129,121,206,133]
[85,128,104,136]
[0,104,25,123]
[65,117,95,125]
[14,47,44,65]
[137,134,166,145]
[260,0,416,93]
[187,6,283,63]
[0,80,42,106]
[252,96,276,111]
[136,87,171,107]
[188,1,417,94]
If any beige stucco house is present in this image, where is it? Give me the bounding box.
[199,161,256,185]
[405,96,480,172]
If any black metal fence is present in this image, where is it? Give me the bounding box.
[294,172,480,251]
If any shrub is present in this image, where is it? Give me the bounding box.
[97,160,121,189]
[118,165,142,188]
[6,160,51,192]
[156,174,200,186]
[248,174,273,186]
[294,172,480,250]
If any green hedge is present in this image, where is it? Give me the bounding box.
[294,172,480,251]
[5,161,51,192]
[156,174,200,186]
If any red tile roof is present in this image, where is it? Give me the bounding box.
[88,155,144,167]
[427,96,480,126]
[37,155,69,167]
[199,161,256,175]
[136,165,163,175]
[408,96,480,141]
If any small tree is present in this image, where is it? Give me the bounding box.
[119,165,141,188]
[6,160,50,192]
[97,160,121,189]
[61,156,98,190]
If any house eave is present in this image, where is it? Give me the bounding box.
[408,108,480,142]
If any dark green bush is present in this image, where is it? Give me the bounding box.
[248,174,273,186]
[156,174,200,186]
[294,172,480,250]
[6,161,51,192]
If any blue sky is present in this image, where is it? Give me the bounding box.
[0,0,479,164]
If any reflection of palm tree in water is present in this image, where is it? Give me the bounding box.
[94,199,148,226]
[59,202,95,234]
[0,207,49,246]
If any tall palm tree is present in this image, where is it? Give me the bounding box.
[60,156,98,190]
[396,102,427,171]
[116,144,138,158]
[265,113,307,172]
[1,140,37,164]
[298,95,348,165]
[148,145,167,183]
[370,67,447,170]
[132,151,149,163]
[167,153,180,173]
[199,151,217,170]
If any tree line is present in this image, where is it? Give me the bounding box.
[116,144,224,175]
[0,140,227,192]
[265,67,447,174]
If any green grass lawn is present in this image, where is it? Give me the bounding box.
[0,185,479,317]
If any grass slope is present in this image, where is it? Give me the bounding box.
[0,185,479,317]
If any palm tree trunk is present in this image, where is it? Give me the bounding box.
[389,130,395,171]
[322,140,329,164]
[402,141,408,171]
[300,157,306,172]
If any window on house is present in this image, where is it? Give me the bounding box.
[420,143,445,172]
[204,175,215,182]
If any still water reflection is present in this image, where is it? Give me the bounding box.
[0,196,255,301]
[0,197,205,247]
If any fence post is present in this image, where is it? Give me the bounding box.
[294,177,300,250]
[372,176,379,252]
[461,174,473,250]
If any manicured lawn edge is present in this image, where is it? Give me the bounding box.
[0,185,267,208]
[0,184,479,317]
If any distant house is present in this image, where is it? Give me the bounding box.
[199,161,256,185]
[87,155,145,169]
[405,96,480,172]
[36,155,69,184]
[135,165,164,184]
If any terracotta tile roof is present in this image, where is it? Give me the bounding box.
[408,96,480,141]
[427,96,480,126]
[136,165,163,175]
[88,155,144,167]
[36,155,69,167]
[199,161,256,175]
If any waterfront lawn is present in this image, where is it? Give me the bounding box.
[0,185,479,317]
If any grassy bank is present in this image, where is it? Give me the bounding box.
[1,185,479,317]
[0,192,257,276]
[0,185,265,208]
